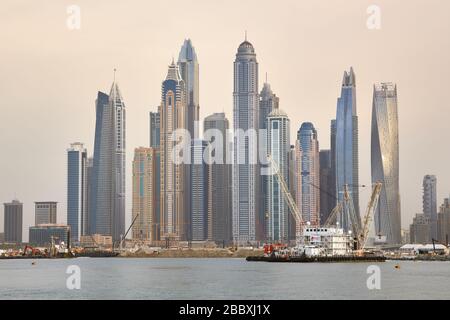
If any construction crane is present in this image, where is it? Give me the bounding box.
[323,202,343,227]
[267,155,303,242]
[356,181,382,251]
[117,213,140,251]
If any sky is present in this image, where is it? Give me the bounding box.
[1,0,449,241]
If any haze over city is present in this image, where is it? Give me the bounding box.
[1,0,450,241]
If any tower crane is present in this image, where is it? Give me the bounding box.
[357,181,382,251]
[267,155,303,243]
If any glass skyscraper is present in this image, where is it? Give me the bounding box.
[266,109,290,242]
[67,142,88,243]
[296,122,320,226]
[191,139,208,241]
[90,80,126,242]
[371,82,401,244]
[423,175,438,241]
[232,38,260,244]
[334,67,360,231]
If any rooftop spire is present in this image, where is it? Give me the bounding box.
[245,30,247,41]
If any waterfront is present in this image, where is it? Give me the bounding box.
[1,258,450,299]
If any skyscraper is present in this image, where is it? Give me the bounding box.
[266,109,290,242]
[297,122,320,226]
[204,112,231,244]
[232,37,260,244]
[437,197,450,244]
[132,147,158,242]
[149,111,160,148]
[85,157,93,235]
[160,60,187,241]
[259,81,279,240]
[67,142,88,243]
[35,202,57,225]
[319,150,334,224]
[423,175,437,241]
[371,82,401,244]
[90,78,126,242]
[178,39,200,242]
[4,200,23,243]
[334,68,360,231]
[191,139,208,241]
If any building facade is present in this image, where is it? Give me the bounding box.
[334,68,360,231]
[67,142,88,243]
[149,111,160,148]
[423,175,437,241]
[90,80,126,242]
[297,122,320,226]
[4,200,23,243]
[371,82,401,244]
[35,202,57,225]
[266,109,290,242]
[191,140,208,241]
[160,60,187,241]
[132,147,158,242]
[29,224,70,246]
[437,198,450,245]
[319,150,334,224]
[232,38,260,244]
[204,112,231,244]
[410,214,430,244]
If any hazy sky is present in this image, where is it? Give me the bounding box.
[1,0,449,240]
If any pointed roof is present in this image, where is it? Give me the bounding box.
[342,67,356,87]
[178,39,198,62]
[166,60,182,81]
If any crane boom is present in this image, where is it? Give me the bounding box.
[358,182,382,250]
[323,202,343,227]
[267,155,303,240]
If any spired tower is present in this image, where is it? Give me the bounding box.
[160,60,187,242]
[232,37,260,245]
[90,74,126,243]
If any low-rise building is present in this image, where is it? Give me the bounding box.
[29,224,70,247]
[80,234,113,249]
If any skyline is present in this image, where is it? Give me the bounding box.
[2,0,450,241]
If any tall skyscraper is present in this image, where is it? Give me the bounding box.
[232,37,260,244]
[334,68,360,231]
[85,157,93,235]
[67,142,88,243]
[288,145,297,241]
[204,112,231,244]
[266,109,290,242]
[437,197,450,244]
[132,147,158,241]
[423,175,437,241]
[35,202,57,225]
[160,60,187,241]
[178,39,200,243]
[4,200,23,243]
[297,122,320,226]
[319,150,334,224]
[371,82,401,244]
[259,81,279,240]
[90,78,126,242]
[149,111,160,148]
[191,139,208,241]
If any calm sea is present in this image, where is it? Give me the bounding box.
[0,258,449,299]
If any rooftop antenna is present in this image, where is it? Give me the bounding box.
[245,30,247,41]
[113,68,117,82]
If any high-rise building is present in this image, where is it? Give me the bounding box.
[132,147,158,242]
[266,109,290,242]
[67,142,88,243]
[4,200,23,243]
[437,197,450,244]
[297,122,320,226]
[423,175,437,241]
[90,79,126,242]
[85,157,93,235]
[334,68,360,231]
[160,60,187,241]
[288,145,297,241]
[232,37,260,244]
[410,213,430,244]
[149,111,160,148]
[319,150,334,224]
[259,81,279,240]
[191,139,208,241]
[35,202,57,225]
[178,39,200,242]
[204,112,231,244]
[371,82,401,244]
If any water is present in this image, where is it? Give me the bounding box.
[0,258,449,299]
